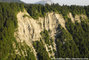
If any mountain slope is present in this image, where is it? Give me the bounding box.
[0,3,89,60]
[15,10,89,59]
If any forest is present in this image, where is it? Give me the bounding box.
[0,2,89,60]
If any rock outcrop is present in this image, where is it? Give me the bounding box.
[14,10,87,59]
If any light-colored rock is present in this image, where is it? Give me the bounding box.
[68,13,75,23]
[68,13,87,23]
[14,10,66,58]
[15,10,88,59]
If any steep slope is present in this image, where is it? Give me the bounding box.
[15,10,88,59]
[15,10,66,58]
[0,3,89,60]
[68,13,88,23]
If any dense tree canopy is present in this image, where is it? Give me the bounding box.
[0,3,36,60]
[0,2,89,60]
[25,4,89,19]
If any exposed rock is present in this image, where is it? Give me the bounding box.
[15,10,87,59]
[68,13,87,23]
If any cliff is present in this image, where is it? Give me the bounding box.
[0,3,89,60]
[14,10,88,59]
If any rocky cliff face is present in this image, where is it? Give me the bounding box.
[14,10,87,59]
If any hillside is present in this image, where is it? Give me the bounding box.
[0,3,89,60]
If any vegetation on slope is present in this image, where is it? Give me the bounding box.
[0,2,89,60]
[0,3,36,60]
[65,18,89,57]
[25,4,89,19]
[40,30,50,45]
[55,18,89,58]
[0,3,23,60]
[33,40,51,60]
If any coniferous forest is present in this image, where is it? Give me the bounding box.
[0,2,89,60]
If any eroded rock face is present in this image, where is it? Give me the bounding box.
[15,10,87,58]
[68,13,87,23]
[15,10,66,43]
[14,10,66,58]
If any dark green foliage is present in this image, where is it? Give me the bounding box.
[0,2,89,59]
[23,43,36,60]
[0,2,32,60]
[56,27,80,58]
[55,16,89,58]
[40,30,50,45]
[84,6,89,18]
[64,18,89,57]
[70,5,86,17]
[25,4,89,19]
[33,40,51,60]
[24,4,70,19]
[40,30,53,45]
